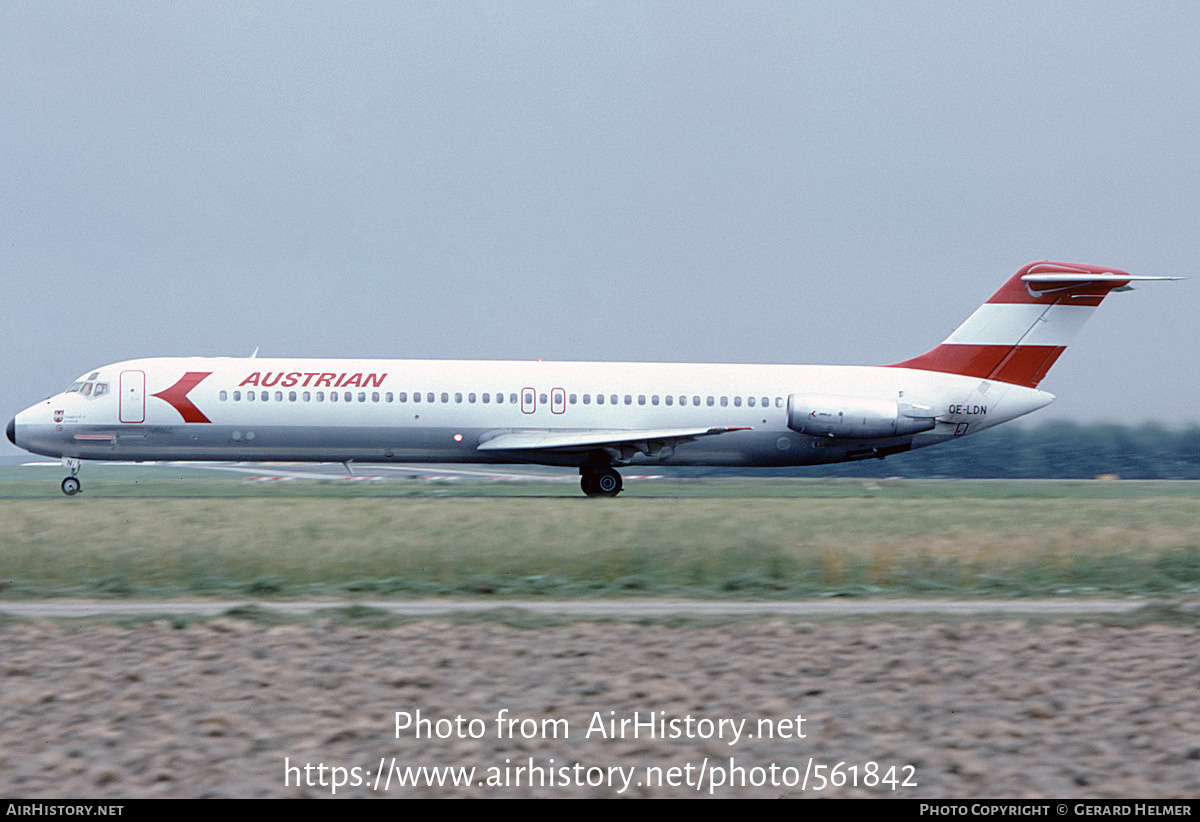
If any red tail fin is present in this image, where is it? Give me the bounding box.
[888,261,1163,388]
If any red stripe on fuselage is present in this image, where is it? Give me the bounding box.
[151,372,213,423]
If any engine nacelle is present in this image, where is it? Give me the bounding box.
[787,393,938,439]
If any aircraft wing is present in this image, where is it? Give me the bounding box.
[477,426,750,453]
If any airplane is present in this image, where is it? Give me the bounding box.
[6,261,1179,497]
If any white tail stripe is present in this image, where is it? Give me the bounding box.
[943,303,1096,348]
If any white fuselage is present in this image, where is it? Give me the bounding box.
[10,356,1054,468]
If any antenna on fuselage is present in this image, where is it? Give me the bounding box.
[250,347,259,358]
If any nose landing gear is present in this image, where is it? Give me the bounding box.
[61,458,81,496]
[580,465,622,497]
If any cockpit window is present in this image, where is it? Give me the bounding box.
[65,380,109,398]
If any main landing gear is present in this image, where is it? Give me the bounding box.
[580,465,622,497]
[61,458,81,496]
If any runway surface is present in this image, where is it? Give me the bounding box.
[0,597,1174,619]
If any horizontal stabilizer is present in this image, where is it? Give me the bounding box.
[1022,272,1183,295]
[1021,273,1182,283]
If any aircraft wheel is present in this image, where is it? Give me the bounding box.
[595,468,622,496]
[581,467,622,497]
[61,476,81,496]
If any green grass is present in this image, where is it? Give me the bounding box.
[0,469,1197,599]
[3,464,1200,499]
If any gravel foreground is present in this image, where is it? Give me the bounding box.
[2,618,1198,798]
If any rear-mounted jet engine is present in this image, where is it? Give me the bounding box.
[787,393,938,438]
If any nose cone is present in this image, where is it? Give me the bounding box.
[5,418,14,446]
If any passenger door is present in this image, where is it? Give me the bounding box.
[119,370,145,423]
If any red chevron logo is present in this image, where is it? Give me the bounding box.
[151,372,213,423]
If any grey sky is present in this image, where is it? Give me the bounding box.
[3,2,1197,456]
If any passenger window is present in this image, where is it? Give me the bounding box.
[275,391,283,401]
[637,395,645,405]
[220,390,228,401]
[303,391,311,401]
[372,392,380,402]
[583,394,591,405]
[233,391,241,401]
[596,394,604,405]
[468,393,476,403]
[316,391,324,402]
[651,395,659,406]
[665,395,672,406]
[482,393,490,403]
[733,396,741,407]
[624,395,632,405]
[398,392,406,402]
